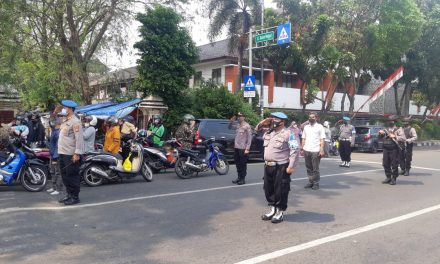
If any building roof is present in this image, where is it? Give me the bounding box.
[89,66,138,86]
[198,39,240,62]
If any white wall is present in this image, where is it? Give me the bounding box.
[191,61,226,87]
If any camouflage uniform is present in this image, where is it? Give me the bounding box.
[175,123,195,149]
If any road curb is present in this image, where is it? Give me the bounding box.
[415,140,440,147]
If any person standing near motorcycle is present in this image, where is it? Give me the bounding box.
[378,115,406,185]
[256,112,300,224]
[0,127,16,171]
[56,100,84,205]
[104,116,121,155]
[175,114,196,149]
[400,117,417,176]
[121,115,137,140]
[148,115,165,147]
[83,115,97,153]
[229,112,252,185]
[46,117,65,196]
[338,117,355,168]
[29,112,46,147]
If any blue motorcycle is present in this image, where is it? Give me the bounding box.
[174,138,229,179]
[0,140,48,192]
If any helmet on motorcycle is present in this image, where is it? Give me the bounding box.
[138,129,147,138]
[106,116,119,126]
[124,115,135,124]
[183,114,195,124]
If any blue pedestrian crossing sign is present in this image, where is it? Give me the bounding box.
[277,23,291,45]
[244,76,256,91]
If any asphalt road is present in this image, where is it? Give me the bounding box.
[1,147,440,264]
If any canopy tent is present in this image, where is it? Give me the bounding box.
[84,98,142,119]
[75,98,142,119]
[75,101,116,113]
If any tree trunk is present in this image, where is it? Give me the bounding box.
[341,92,346,116]
[399,82,411,116]
[236,45,243,93]
[422,107,429,120]
[393,83,401,116]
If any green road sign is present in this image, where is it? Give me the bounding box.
[255,32,274,43]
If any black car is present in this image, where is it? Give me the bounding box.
[192,119,264,160]
[354,125,384,153]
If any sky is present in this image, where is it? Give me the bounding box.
[98,0,277,70]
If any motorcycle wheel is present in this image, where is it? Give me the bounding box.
[21,164,48,192]
[141,163,153,182]
[214,156,229,175]
[83,165,104,187]
[175,157,196,179]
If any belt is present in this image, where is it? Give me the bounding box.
[265,160,289,166]
[339,139,351,141]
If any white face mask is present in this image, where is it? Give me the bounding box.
[84,123,90,128]
[58,108,68,116]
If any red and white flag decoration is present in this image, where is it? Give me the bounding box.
[430,103,440,116]
[368,66,404,103]
[356,66,404,112]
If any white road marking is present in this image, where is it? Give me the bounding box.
[328,158,440,172]
[0,169,381,214]
[235,203,440,264]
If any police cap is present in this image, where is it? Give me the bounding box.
[270,112,288,119]
[61,99,78,108]
[343,116,351,121]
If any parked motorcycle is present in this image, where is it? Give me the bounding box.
[0,139,48,192]
[79,140,153,187]
[140,138,182,173]
[174,138,229,179]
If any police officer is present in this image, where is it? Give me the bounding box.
[56,100,84,205]
[256,112,299,224]
[229,112,252,185]
[338,116,355,168]
[378,116,406,185]
[175,114,196,149]
[400,117,417,176]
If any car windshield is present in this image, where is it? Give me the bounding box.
[355,127,370,134]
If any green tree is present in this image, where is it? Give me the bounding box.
[207,0,261,92]
[134,5,198,132]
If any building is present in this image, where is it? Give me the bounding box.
[0,85,21,124]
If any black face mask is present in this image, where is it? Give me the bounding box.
[388,121,395,127]
[344,121,348,125]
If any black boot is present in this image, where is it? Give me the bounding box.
[382,176,391,184]
[390,176,397,185]
[58,194,71,203]
[404,169,410,176]
[236,179,245,185]
[232,178,240,184]
[64,196,80,206]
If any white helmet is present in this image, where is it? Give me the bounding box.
[323,121,330,127]
[89,115,98,126]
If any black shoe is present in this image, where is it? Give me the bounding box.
[261,206,276,221]
[390,177,396,185]
[404,169,410,176]
[382,178,391,184]
[304,183,313,189]
[311,183,320,190]
[232,178,240,184]
[58,195,71,203]
[271,208,284,224]
[236,179,245,185]
[64,197,80,206]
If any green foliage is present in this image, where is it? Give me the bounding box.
[134,5,198,104]
[190,81,260,126]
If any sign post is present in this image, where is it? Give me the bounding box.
[244,76,256,98]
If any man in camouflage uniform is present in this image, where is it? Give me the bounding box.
[175,114,196,149]
[256,112,300,224]
[378,116,406,185]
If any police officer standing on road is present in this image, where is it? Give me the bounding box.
[400,117,417,176]
[229,112,252,185]
[55,100,84,205]
[378,116,406,185]
[256,112,299,224]
[338,117,355,168]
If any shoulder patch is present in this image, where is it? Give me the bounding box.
[73,124,81,132]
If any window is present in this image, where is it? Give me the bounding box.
[211,68,221,84]
[283,74,293,88]
[194,71,202,87]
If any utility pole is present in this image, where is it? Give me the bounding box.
[260,0,265,117]
[249,29,253,105]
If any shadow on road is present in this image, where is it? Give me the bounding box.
[286,210,335,223]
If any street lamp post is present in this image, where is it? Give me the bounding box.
[260,0,265,118]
